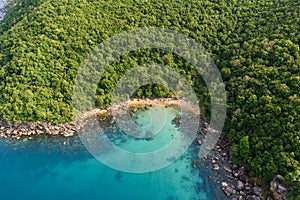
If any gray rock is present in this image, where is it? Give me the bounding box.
[222,182,228,187]
[270,175,288,200]
[245,186,251,191]
[247,195,261,200]
[274,175,285,184]
[213,164,220,170]
[271,181,278,190]
[277,184,287,194]
[233,172,240,178]
[237,181,244,191]
[223,185,235,196]
[232,164,239,170]
[224,165,232,173]
[253,187,262,195]
[238,196,245,200]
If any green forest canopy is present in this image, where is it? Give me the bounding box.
[0,0,299,197]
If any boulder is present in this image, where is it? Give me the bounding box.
[247,195,262,200]
[223,185,235,196]
[213,164,220,170]
[270,175,288,200]
[253,187,262,196]
[233,172,240,178]
[238,196,245,200]
[274,175,285,184]
[224,165,232,173]
[236,181,244,191]
[232,164,239,170]
[222,182,228,187]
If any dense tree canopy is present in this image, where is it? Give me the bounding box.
[0,0,299,198]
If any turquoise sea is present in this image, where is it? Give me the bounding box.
[0,105,222,200]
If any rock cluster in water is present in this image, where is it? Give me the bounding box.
[198,138,250,199]
[0,120,77,139]
[0,107,114,140]
[198,135,289,200]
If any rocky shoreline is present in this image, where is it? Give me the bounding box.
[0,98,197,140]
[0,98,290,200]
[202,136,264,200]
[196,133,290,200]
[0,120,75,139]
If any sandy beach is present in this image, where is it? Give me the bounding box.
[89,98,201,118]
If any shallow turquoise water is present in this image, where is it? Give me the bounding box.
[0,106,218,200]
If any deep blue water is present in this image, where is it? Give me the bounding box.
[0,106,220,200]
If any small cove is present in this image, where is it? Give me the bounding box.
[0,105,224,200]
